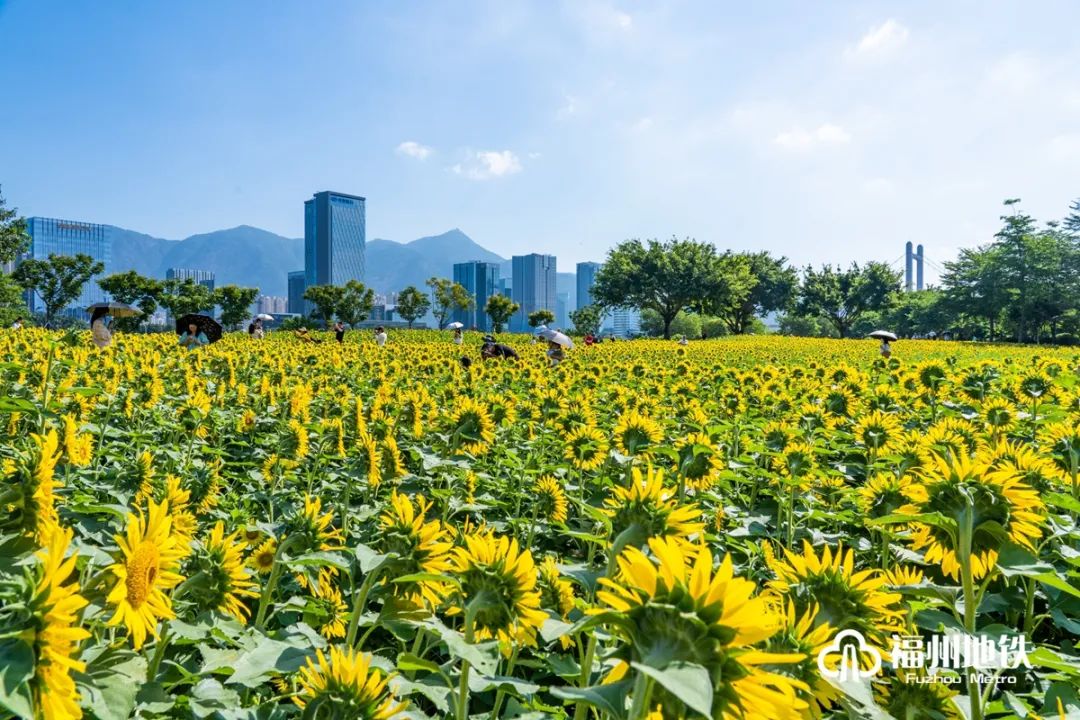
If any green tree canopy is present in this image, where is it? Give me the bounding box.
[12,253,104,326]
[337,280,375,328]
[527,309,555,328]
[569,304,603,336]
[214,285,260,331]
[395,285,430,328]
[158,278,215,319]
[795,262,899,338]
[303,284,345,328]
[426,277,473,330]
[0,187,29,265]
[641,309,702,339]
[712,251,797,334]
[484,294,518,334]
[97,271,164,332]
[592,237,719,338]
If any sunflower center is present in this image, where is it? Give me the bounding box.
[126,541,160,608]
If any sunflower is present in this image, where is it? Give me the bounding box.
[379,434,406,482]
[980,396,1017,436]
[764,541,904,645]
[852,410,902,453]
[762,602,839,719]
[128,450,155,502]
[534,476,569,524]
[858,473,924,523]
[7,430,62,542]
[596,537,808,720]
[902,453,1044,580]
[289,497,344,593]
[448,396,496,456]
[873,672,961,719]
[106,499,187,649]
[612,409,663,458]
[675,432,723,491]
[378,492,454,607]
[882,565,925,587]
[563,424,609,472]
[29,527,90,720]
[603,465,705,548]
[988,441,1061,494]
[308,583,348,639]
[358,431,382,489]
[62,414,93,467]
[235,408,257,434]
[1042,421,1080,486]
[294,646,408,717]
[287,419,309,460]
[250,537,278,575]
[186,522,258,623]
[449,530,547,646]
[537,555,575,619]
[161,475,197,549]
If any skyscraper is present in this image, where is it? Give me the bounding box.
[452,261,500,331]
[607,307,642,337]
[23,217,111,316]
[288,270,307,315]
[304,191,366,291]
[556,291,569,329]
[510,253,556,333]
[576,261,601,309]
[166,267,215,290]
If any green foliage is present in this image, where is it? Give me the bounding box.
[640,309,702,339]
[0,187,29,266]
[484,293,518,333]
[570,304,603,336]
[337,280,375,328]
[214,285,260,331]
[527,309,555,328]
[712,251,797,334]
[395,285,431,328]
[426,277,473,330]
[592,237,719,338]
[12,253,104,326]
[303,284,345,328]
[0,274,25,328]
[795,261,899,338]
[97,271,164,332]
[158,278,215,319]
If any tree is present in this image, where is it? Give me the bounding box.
[592,237,719,339]
[484,294,518,334]
[303,284,345,328]
[426,277,473,330]
[337,280,375,328]
[214,285,259,331]
[0,275,24,328]
[1066,198,1080,236]
[528,309,555,329]
[97,271,164,332]
[641,309,702,338]
[12,253,104,327]
[795,262,899,338]
[712,251,797,334]
[158,278,215,319]
[883,289,949,338]
[395,285,430,328]
[941,246,1008,341]
[570,305,603,336]
[0,187,29,265]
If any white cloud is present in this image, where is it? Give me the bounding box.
[396,141,433,160]
[629,116,653,133]
[985,53,1042,94]
[451,150,523,180]
[773,123,851,150]
[847,19,909,58]
[557,95,578,119]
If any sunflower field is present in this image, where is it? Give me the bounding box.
[3,329,1080,720]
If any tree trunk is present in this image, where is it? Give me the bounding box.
[663,314,674,339]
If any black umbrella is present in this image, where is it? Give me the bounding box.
[87,301,141,318]
[176,314,223,344]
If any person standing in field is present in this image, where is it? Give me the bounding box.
[374,326,388,347]
[90,308,112,349]
[880,339,892,359]
[453,327,463,345]
[179,323,209,350]
[334,320,346,344]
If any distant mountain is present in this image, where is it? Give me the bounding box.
[107,224,575,304]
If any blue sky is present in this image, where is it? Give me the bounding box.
[2,1,1078,279]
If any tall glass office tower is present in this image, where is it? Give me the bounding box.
[287,270,307,315]
[23,217,112,316]
[304,191,365,293]
[510,253,556,333]
[452,261,500,331]
[576,261,601,309]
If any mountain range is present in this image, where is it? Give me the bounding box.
[108,225,576,306]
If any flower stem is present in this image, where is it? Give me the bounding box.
[146,625,171,682]
[345,566,383,647]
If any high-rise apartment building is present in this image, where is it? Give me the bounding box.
[287,270,307,315]
[452,260,500,331]
[576,261,601,309]
[304,191,366,291]
[166,267,215,291]
[510,253,556,333]
[257,296,288,315]
[23,217,112,316]
[606,307,642,337]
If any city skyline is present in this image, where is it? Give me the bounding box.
[3,2,1077,276]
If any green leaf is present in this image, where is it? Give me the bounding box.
[288,550,352,571]
[190,678,241,719]
[74,646,147,720]
[998,544,1080,599]
[227,636,315,687]
[550,681,631,720]
[354,543,391,573]
[396,652,442,675]
[631,661,712,717]
[1045,492,1080,515]
[469,673,540,696]
[1028,647,1080,677]
[392,572,461,589]
[0,639,34,719]
[420,618,499,676]
[391,675,453,713]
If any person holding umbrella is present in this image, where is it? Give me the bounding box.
[539,328,573,366]
[868,330,897,359]
[90,307,112,349]
[334,320,345,344]
[179,322,210,350]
